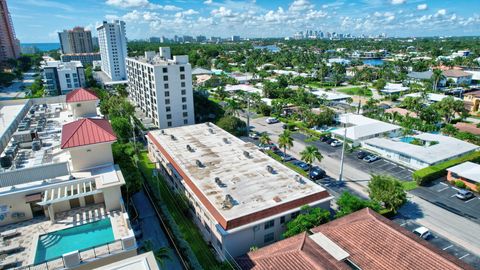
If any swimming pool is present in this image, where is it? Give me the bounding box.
[400,136,415,143]
[34,218,114,264]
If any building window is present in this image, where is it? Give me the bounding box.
[167,121,172,127]
[216,239,222,250]
[180,66,185,72]
[182,104,187,110]
[280,216,285,224]
[165,91,169,97]
[163,75,168,81]
[183,112,188,117]
[181,89,186,95]
[184,119,188,124]
[264,220,274,230]
[162,67,167,73]
[164,83,169,89]
[166,106,171,112]
[181,82,186,87]
[180,74,185,80]
[264,232,274,243]
[167,114,172,119]
[182,97,187,103]
[165,99,170,105]
[291,211,299,219]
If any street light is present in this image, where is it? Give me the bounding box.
[338,113,348,182]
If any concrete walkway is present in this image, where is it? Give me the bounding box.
[132,191,184,270]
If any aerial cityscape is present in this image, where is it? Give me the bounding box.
[0,0,480,269]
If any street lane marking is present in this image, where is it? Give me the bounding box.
[459,254,470,260]
[465,197,476,203]
[437,187,449,192]
[443,245,453,250]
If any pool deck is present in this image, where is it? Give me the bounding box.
[0,204,130,268]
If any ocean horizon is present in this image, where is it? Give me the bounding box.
[21,43,60,52]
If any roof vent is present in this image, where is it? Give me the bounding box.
[215,177,226,188]
[273,196,282,202]
[161,130,165,135]
[208,128,215,134]
[266,165,274,174]
[186,144,194,152]
[206,122,211,127]
[243,151,251,158]
[295,175,305,184]
[222,194,234,209]
[223,138,230,144]
[195,160,203,168]
[170,134,176,140]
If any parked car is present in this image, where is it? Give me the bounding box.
[325,138,336,144]
[309,166,326,180]
[412,226,431,240]
[266,117,279,124]
[274,150,295,161]
[258,143,276,151]
[330,140,343,147]
[320,135,331,142]
[356,151,369,159]
[291,160,310,171]
[363,154,380,163]
[455,189,475,200]
[249,132,259,140]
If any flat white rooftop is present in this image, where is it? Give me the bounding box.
[96,252,159,270]
[332,113,401,141]
[447,162,480,183]
[148,123,330,229]
[224,84,262,94]
[404,92,461,102]
[364,133,479,165]
[311,90,350,101]
[0,102,28,141]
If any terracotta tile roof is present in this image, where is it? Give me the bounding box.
[443,69,473,78]
[66,88,99,103]
[454,122,480,136]
[465,90,480,97]
[61,118,116,149]
[238,208,474,270]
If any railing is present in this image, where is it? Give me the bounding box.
[17,239,127,270]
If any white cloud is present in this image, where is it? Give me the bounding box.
[436,9,447,16]
[105,0,181,11]
[175,9,199,18]
[417,4,428,11]
[211,7,235,18]
[289,0,314,12]
[391,0,406,5]
[204,0,213,4]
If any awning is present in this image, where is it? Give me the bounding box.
[37,179,101,206]
[25,193,42,203]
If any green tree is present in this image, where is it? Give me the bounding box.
[259,132,271,145]
[142,240,172,268]
[335,192,381,218]
[431,69,445,92]
[283,205,330,238]
[110,117,133,143]
[373,78,387,91]
[216,115,246,136]
[368,175,407,213]
[432,96,466,124]
[278,130,294,160]
[300,146,323,173]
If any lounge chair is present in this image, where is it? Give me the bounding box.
[0,244,22,254]
[0,230,19,239]
[0,256,18,269]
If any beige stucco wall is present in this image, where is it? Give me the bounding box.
[68,249,137,270]
[102,186,122,211]
[69,143,114,171]
[68,101,98,118]
[0,192,34,226]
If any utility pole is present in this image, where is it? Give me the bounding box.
[246,96,251,135]
[338,113,348,182]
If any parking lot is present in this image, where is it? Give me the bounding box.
[411,181,480,223]
[392,214,480,269]
[292,133,414,181]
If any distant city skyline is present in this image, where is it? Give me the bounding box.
[8,0,480,43]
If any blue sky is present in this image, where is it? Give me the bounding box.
[8,0,480,43]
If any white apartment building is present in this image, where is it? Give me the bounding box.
[42,60,86,96]
[126,47,195,128]
[146,123,333,259]
[96,20,128,81]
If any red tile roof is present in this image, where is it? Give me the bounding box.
[238,208,473,270]
[66,88,99,103]
[61,118,116,149]
[454,122,480,136]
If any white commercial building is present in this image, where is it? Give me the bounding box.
[42,60,86,95]
[126,47,195,129]
[363,133,479,170]
[311,89,351,102]
[97,20,128,81]
[332,114,401,145]
[146,123,333,259]
[224,84,262,95]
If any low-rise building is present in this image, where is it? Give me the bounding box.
[65,87,100,118]
[224,84,262,95]
[363,133,479,170]
[447,162,480,190]
[380,83,409,96]
[443,69,472,86]
[331,114,401,145]
[60,52,101,66]
[42,60,86,96]
[236,208,473,270]
[146,123,333,259]
[464,90,480,113]
[311,90,351,102]
[404,92,461,104]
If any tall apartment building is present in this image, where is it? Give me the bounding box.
[0,0,20,63]
[58,27,94,54]
[126,47,195,128]
[42,60,86,95]
[96,20,128,81]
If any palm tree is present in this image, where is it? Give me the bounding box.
[225,99,240,116]
[278,130,293,161]
[259,132,271,145]
[431,69,445,92]
[300,146,323,174]
[142,240,171,268]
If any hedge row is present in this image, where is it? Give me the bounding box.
[413,151,480,185]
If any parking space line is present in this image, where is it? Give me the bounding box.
[442,245,453,250]
[437,187,449,192]
[465,197,476,203]
[450,194,457,198]
[439,182,448,186]
[459,254,470,260]
[451,187,461,191]
[400,222,408,226]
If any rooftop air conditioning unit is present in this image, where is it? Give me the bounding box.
[222,194,234,209]
[170,135,176,140]
[295,175,305,184]
[266,165,274,174]
[195,160,203,168]
[215,177,226,188]
[223,138,229,144]
[206,122,211,127]
[186,144,194,152]
[243,151,251,158]
[208,128,214,134]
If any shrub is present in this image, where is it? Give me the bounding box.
[455,180,466,189]
[413,151,480,185]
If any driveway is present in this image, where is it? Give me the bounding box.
[410,181,480,224]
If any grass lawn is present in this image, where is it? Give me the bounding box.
[138,152,223,269]
[337,87,372,97]
[307,81,335,88]
[401,181,418,191]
